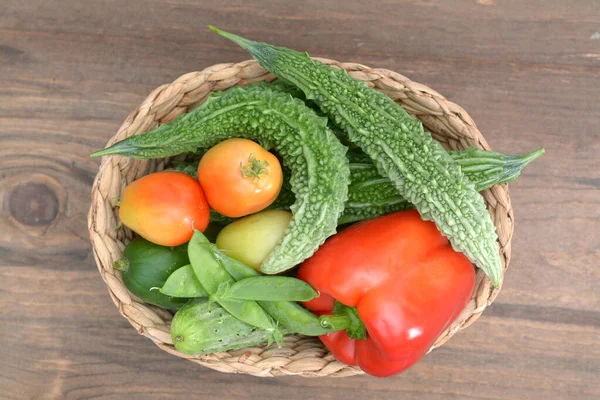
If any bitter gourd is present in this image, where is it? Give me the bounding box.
[171,146,543,226]
[211,27,504,286]
[92,84,350,275]
[339,147,544,224]
[449,147,544,192]
[167,81,542,227]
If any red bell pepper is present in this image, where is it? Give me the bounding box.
[297,210,476,377]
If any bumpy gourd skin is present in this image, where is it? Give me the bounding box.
[263,83,541,225]
[173,146,540,226]
[448,147,545,192]
[339,148,543,224]
[168,82,541,228]
[211,27,502,286]
[92,85,350,275]
[339,151,412,224]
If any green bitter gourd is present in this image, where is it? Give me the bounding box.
[210,26,504,286]
[92,84,350,275]
[170,144,544,226]
[168,81,543,227]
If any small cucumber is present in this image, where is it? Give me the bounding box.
[116,238,192,309]
[171,300,288,355]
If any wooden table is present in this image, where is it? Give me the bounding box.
[1,1,598,398]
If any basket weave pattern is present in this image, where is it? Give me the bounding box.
[88,59,513,377]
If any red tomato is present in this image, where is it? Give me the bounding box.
[119,171,209,246]
[197,139,283,218]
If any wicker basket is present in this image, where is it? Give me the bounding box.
[88,59,513,377]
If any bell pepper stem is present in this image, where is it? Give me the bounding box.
[319,314,353,331]
[318,301,367,340]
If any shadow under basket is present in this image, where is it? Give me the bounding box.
[88,59,513,378]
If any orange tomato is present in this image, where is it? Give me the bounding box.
[197,138,283,218]
[119,171,210,246]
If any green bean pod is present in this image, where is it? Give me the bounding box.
[159,234,338,336]
[160,265,208,298]
[213,276,318,302]
[187,230,282,344]
[212,251,331,336]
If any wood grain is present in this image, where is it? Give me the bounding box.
[1,0,598,399]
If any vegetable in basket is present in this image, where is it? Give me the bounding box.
[167,230,331,355]
[215,210,293,271]
[187,230,284,345]
[213,250,332,336]
[210,26,502,287]
[91,84,350,275]
[160,264,208,298]
[171,300,291,355]
[297,210,476,377]
[173,145,544,226]
[115,238,197,309]
[118,171,210,246]
[339,147,544,224]
[197,138,283,218]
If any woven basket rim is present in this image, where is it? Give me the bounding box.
[88,58,513,378]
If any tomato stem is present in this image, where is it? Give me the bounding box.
[240,153,269,181]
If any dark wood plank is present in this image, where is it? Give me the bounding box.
[1,0,599,399]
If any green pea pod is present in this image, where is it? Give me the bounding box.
[160,265,208,298]
[213,251,257,281]
[187,230,283,345]
[214,276,318,302]
[259,300,330,336]
[213,250,332,336]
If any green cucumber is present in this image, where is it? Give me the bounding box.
[115,238,192,309]
[171,300,290,355]
[160,264,208,298]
